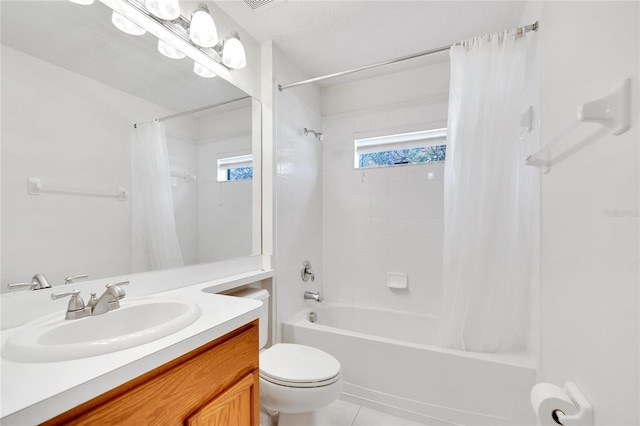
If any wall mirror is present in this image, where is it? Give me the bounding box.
[1,1,261,292]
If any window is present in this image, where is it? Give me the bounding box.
[354,128,447,169]
[217,154,253,182]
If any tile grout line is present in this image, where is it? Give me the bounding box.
[350,406,362,426]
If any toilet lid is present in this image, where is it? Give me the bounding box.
[260,343,341,385]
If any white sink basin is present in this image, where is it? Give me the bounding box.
[2,297,201,363]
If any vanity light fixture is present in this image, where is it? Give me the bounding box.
[145,0,180,21]
[221,32,247,69]
[111,10,147,36]
[189,4,218,48]
[71,0,247,72]
[158,39,186,59]
[193,62,217,78]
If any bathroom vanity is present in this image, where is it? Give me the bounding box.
[44,321,259,425]
[0,270,272,425]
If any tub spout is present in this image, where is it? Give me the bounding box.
[304,291,322,302]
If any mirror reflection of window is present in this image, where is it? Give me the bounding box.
[217,155,253,182]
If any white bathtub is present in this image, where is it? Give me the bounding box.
[284,303,536,425]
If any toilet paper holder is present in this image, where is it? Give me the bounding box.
[532,381,593,426]
[552,382,593,426]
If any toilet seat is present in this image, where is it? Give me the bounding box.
[260,343,341,388]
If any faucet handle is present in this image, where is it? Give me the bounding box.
[64,274,89,285]
[301,260,315,282]
[51,289,90,320]
[106,280,129,300]
[106,280,129,289]
[7,282,38,290]
[52,289,85,310]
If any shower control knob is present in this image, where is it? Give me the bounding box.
[301,260,315,282]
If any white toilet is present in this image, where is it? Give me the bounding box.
[232,288,343,426]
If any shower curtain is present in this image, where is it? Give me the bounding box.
[132,120,184,271]
[436,30,538,353]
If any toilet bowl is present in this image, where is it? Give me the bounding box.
[260,343,343,426]
[228,288,343,426]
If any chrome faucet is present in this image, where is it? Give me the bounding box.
[51,280,129,319]
[7,273,52,291]
[304,291,322,302]
[91,280,129,316]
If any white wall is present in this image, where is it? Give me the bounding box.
[273,45,324,341]
[538,2,639,425]
[195,106,253,263]
[1,46,173,289]
[321,63,450,314]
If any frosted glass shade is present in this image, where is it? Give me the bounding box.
[145,0,180,21]
[222,34,246,69]
[69,0,94,5]
[193,62,216,78]
[189,7,218,47]
[111,11,146,36]
[158,39,185,59]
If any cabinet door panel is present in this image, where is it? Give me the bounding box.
[185,371,258,426]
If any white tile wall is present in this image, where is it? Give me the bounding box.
[322,97,447,314]
[275,88,323,326]
[272,46,325,340]
[195,107,253,263]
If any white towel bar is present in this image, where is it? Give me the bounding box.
[27,177,128,201]
[526,78,630,173]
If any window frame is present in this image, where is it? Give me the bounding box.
[217,154,253,182]
[354,128,447,169]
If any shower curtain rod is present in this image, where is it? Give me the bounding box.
[278,21,538,92]
[157,96,252,122]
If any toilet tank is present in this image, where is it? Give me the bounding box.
[226,287,269,349]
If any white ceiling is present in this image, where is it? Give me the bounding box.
[215,0,528,85]
[1,1,527,108]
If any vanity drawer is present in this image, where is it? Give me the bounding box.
[42,320,259,426]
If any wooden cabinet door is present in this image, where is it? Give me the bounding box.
[185,371,259,426]
[42,322,259,426]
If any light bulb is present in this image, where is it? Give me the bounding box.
[189,4,218,48]
[222,33,246,69]
[111,11,146,36]
[145,0,180,21]
[193,62,216,78]
[158,39,185,59]
[69,0,94,5]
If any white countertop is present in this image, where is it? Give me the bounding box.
[0,279,266,425]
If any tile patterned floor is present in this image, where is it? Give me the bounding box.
[329,400,426,426]
[260,399,427,426]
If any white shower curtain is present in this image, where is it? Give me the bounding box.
[436,30,538,353]
[132,120,184,271]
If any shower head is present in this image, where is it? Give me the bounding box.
[303,128,324,141]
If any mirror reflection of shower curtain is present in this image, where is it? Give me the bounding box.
[131,120,184,271]
[436,30,538,353]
